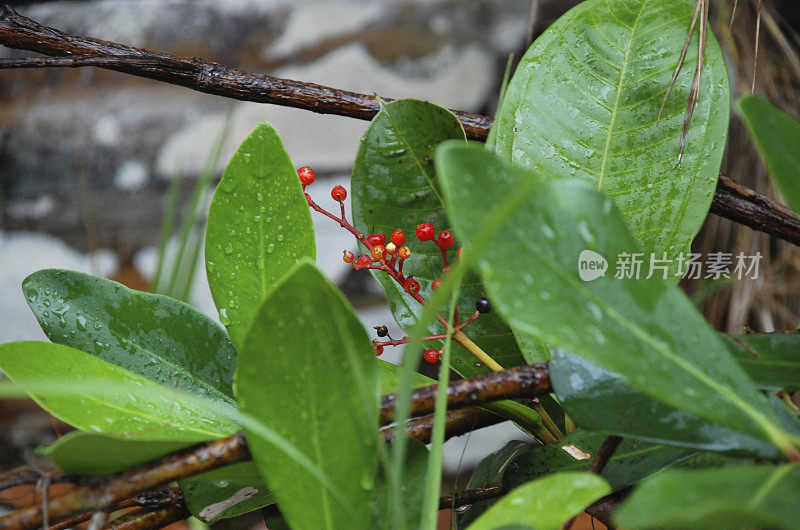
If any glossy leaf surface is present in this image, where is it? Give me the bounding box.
[24,269,235,405]
[616,464,800,529]
[550,350,783,457]
[206,122,315,348]
[495,0,729,266]
[181,462,274,523]
[455,440,530,528]
[504,429,694,492]
[237,260,378,530]
[351,99,528,377]
[437,143,794,452]
[737,94,800,214]
[38,431,192,475]
[0,341,237,441]
[469,472,611,530]
[727,333,800,391]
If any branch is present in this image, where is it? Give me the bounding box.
[0,364,549,530]
[379,364,550,425]
[1,8,799,247]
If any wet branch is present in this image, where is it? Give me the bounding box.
[0,365,551,530]
[379,363,551,425]
[1,7,799,247]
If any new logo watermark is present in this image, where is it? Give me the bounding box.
[578,250,608,282]
[577,251,762,282]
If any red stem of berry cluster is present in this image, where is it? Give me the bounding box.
[304,190,485,359]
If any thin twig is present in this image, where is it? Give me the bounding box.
[752,0,763,92]
[0,8,798,247]
[439,483,505,510]
[106,503,189,530]
[379,364,551,425]
[564,435,624,530]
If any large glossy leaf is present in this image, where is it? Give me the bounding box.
[0,341,237,441]
[495,0,729,267]
[737,94,800,215]
[180,462,274,523]
[351,99,529,377]
[437,143,797,454]
[377,359,434,395]
[615,464,800,529]
[469,472,611,530]
[454,440,530,528]
[206,122,315,348]
[504,429,695,493]
[237,260,378,530]
[550,350,783,457]
[38,431,192,475]
[23,269,235,405]
[727,333,800,391]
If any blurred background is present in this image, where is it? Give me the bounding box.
[1,0,799,528]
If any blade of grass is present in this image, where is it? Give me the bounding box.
[152,176,182,294]
[485,54,514,151]
[167,109,234,300]
[420,285,460,529]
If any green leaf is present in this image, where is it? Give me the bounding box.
[727,333,800,391]
[206,122,315,348]
[468,472,611,530]
[436,143,796,454]
[495,0,729,268]
[550,350,783,457]
[23,269,236,405]
[504,430,694,493]
[615,464,800,529]
[736,94,800,215]
[454,440,530,528]
[351,98,527,377]
[373,439,429,529]
[180,462,274,524]
[237,260,378,530]
[377,359,434,395]
[37,431,192,475]
[0,341,237,441]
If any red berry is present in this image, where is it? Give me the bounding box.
[416,223,435,241]
[431,279,443,290]
[398,246,411,260]
[343,250,355,264]
[371,245,386,260]
[391,229,406,246]
[437,230,454,249]
[355,254,372,269]
[331,185,347,201]
[298,166,315,187]
[404,278,420,295]
[423,349,440,363]
[375,344,384,356]
[367,233,386,247]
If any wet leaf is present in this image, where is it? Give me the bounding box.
[736,94,800,215]
[351,99,529,377]
[469,472,611,530]
[237,260,378,529]
[454,440,530,528]
[495,0,729,271]
[0,341,237,441]
[206,122,315,348]
[180,462,274,524]
[727,333,800,391]
[38,431,192,475]
[437,143,796,454]
[550,350,784,457]
[616,463,800,529]
[24,269,235,405]
[503,430,695,493]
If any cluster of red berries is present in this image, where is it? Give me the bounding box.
[298,166,490,362]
